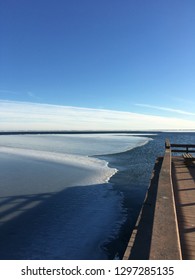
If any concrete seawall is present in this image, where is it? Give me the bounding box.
[149,148,182,259]
[123,144,182,260]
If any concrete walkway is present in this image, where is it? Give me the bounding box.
[123,155,195,260]
[172,157,195,259]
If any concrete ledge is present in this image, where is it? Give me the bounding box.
[149,148,182,259]
[123,147,182,260]
[123,158,162,260]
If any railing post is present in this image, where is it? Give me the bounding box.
[165,139,171,149]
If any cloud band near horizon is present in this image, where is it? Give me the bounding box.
[1,100,195,131]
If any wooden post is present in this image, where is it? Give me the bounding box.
[165,139,171,149]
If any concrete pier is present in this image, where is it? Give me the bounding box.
[123,140,195,260]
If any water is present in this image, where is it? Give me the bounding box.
[0,132,195,259]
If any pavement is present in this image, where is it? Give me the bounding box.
[172,157,195,259]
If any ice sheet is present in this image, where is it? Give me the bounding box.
[0,133,151,155]
[0,133,151,259]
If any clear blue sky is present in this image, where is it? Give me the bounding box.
[0,0,195,130]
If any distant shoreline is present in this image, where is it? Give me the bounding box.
[0,130,194,136]
[0,130,161,135]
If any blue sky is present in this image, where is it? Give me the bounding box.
[0,0,195,130]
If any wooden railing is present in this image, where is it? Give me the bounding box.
[165,139,195,154]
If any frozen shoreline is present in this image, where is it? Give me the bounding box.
[0,134,151,259]
[0,146,117,193]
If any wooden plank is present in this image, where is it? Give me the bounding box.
[172,157,195,260]
[183,153,193,159]
[171,144,195,148]
[171,150,195,153]
[172,149,193,153]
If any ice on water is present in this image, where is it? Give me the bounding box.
[0,133,150,156]
[0,134,150,259]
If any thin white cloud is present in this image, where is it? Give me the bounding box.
[135,103,195,116]
[1,100,195,131]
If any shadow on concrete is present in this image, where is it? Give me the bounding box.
[172,157,195,259]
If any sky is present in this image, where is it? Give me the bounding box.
[0,0,195,131]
